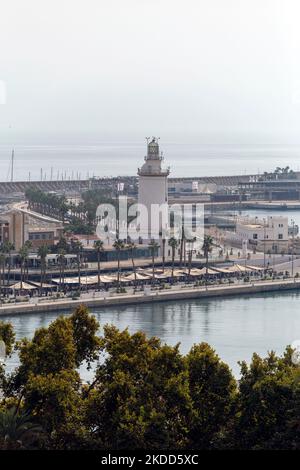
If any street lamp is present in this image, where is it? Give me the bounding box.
[263,218,266,270]
[291,218,295,277]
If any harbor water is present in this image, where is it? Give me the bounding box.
[1,290,300,379]
[1,142,300,180]
[1,142,300,379]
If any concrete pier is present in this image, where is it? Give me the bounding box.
[0,278,299,316]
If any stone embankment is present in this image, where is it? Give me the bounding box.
[0,278,299,316]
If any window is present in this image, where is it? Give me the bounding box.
[278,234,283,239]
[253,233,258,239]
[28,232,54,241]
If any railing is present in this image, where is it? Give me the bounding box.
[138,167,170,176]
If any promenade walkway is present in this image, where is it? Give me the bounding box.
[0,277,299,316]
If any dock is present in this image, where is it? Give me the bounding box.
[1,278,300,316]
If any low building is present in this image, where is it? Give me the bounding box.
[238,177,300,201]
[1,206,64,250]
[66,234,159,262]
[168,181,217,195]
[68,234,101,248]
[0,219,10,245]
[236,215,289,253]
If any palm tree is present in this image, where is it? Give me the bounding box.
[179,224,185,268]
[37,245,49,293]
[202,234,214,278]
[127,241,137,284]
[0,406,43,449]
[18,245,29,289]
[168,237,179,278]
[71,240,83,291]
[57,249,66,291]
[58,196,68,223]
[94,240,104,289]
[56,235,69,253]
[24,240,32,281]
[0,252,5,297]
[187,236,197,276]
[113,239,124,288]
[2,242,14,285]
[149,240,159,283]
[161,238,166,273]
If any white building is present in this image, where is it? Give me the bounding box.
[169,181,217,195]
[236,215,289,253]
[1,205,64,250]
[137,138,170,242]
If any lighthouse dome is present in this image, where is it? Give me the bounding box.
[147,137,160,159]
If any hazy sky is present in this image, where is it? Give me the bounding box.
[0,0,300,143]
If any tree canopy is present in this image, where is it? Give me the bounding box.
[0,306,299,450]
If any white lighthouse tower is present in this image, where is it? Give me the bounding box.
[137,137,170,243]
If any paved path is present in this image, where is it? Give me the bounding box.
[1,277,300,316]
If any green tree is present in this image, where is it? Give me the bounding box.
[0,321,15,356]
[56,236,69,253]
[235,348,300,449]
[186,237,196,277]
[37,244,49,292]
[3,306,101,448]
[149,240,159,283]
[201,234,213,278]
[0,406,43,450]
[2,304,300,450]
[85,325,192,449]
[24,370,82,442]
[57,249,66,291]
[0,252,5,295]
[179,224,185,268]
[113,239,124,288]
[24,240,33,281]
[71,239,83,291]
[168,237,179,278]
[18,245,29,289]
[70,304,101,367]
[94,240,104,289]
[186,343,237,449]
[161,238,166,272]
[2,241,14,286]
[0,321,16,402]
[127,241,137,284]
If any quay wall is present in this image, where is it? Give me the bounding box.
[0,173,261,196]
[0,279,299,316]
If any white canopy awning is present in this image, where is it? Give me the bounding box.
[9,282,38,291]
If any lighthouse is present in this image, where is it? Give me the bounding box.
[137,137,170,243]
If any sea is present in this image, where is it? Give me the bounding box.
[1,141,300,378]
[1,142,300,180]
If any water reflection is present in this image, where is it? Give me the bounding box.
[1,291,300,377]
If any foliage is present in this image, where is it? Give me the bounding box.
[85,326,192,449]
[25,187,136,238]
[186,343,237,449]
[26,187,116,233]
[0,406,43,449]
[0,306,299,450]
[235,348,300,449]
[25,188,68,221]
[70,304,102,367]
[259,166,297,181]
[0,321,15,356]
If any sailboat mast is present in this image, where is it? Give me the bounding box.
[11,149,14,182]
